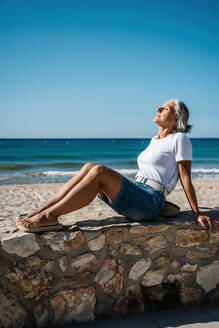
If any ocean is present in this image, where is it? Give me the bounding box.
[0,138,219,185]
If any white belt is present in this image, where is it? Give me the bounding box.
[135,176,168,196]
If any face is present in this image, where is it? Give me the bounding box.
[153,100,178,129]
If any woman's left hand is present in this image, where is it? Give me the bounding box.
[196,214,219,233]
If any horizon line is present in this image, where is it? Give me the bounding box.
[1,137,219,140]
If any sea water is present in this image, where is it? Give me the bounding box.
[0,138,219,185]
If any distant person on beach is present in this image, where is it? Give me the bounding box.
[17,99,218,233]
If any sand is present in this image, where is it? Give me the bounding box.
[0,179,219,238]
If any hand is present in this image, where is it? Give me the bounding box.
[196,214,219,233]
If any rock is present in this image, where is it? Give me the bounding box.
[103,226,126,233]
[0,258,6,266]
[50,286,96,325]
[95,257,124,294]
[171,259,181,270]
[141,269,166,287]
[209,289,219,301]
[119,243,142,255]
[95,294,116,317]
[40,232,64,251]
[175,229,208,247]
[88,234,105,251]
[60,272,91,282]
[148,235,169,253]
[113,285,144,314]
[209,232,219,244]
[65,231,86,251]
[154,254,170,267]
[71,253,100,273]
[144,285,168,301]
[167,272,192,283]
[58,256,68,272]
[129,225,169,234]
[5,256,54,300]
[107,244,117,256]
[170,218,193,227]
[40,231,85,252]
[1,233,40,257]
[33,304,49,328]
[0,285,29,328]
[185,247,217,260]
[129,259,152,281]
[84,230,102,241]
[179,287,203,304]
[196,261,219,292]
[130,236,147,242]
[44,261,56,272]
[181,263,198,272]
[108,232,123,243]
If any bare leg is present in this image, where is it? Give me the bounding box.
[20,165,122,228]
[19,162,97,220]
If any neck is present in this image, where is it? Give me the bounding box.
[157,127,173,139]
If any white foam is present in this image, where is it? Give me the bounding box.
[116,169,138,175]
[24,167,219,177]
[42,170,80,176]
[0,176,11,181]
[192,168,219,173]
[1,167,219,184]
[40,168,138,177]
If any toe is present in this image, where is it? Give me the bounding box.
[20,218,28,224]
[24,221,33,228]
[20,219,31,227]
[20,221,28,227]
[18,216,28,223]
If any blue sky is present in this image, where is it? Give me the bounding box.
[1,0,219,138]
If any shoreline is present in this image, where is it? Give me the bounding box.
[1,176,219,187]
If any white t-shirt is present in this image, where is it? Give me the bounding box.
[136,132,193,194]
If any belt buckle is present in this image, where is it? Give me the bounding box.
[136,176,144,184]
[141,177,147,184]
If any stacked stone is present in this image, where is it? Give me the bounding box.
[1,217,219,327]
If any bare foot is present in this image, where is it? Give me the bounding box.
[19,212,59,228]
[18,208,46,222]
[27,209,41,218]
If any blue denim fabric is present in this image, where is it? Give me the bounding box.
[99,175,165,222]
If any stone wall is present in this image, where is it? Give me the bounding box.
[1,215,219,327]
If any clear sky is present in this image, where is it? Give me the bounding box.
[1,0,219,138]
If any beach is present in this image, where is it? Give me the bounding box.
[1,179,219,239]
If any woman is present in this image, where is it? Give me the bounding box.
[18,99,218,233]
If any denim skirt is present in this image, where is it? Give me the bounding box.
[98,175,165,222]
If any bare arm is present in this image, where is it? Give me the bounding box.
[177,160,218,233]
